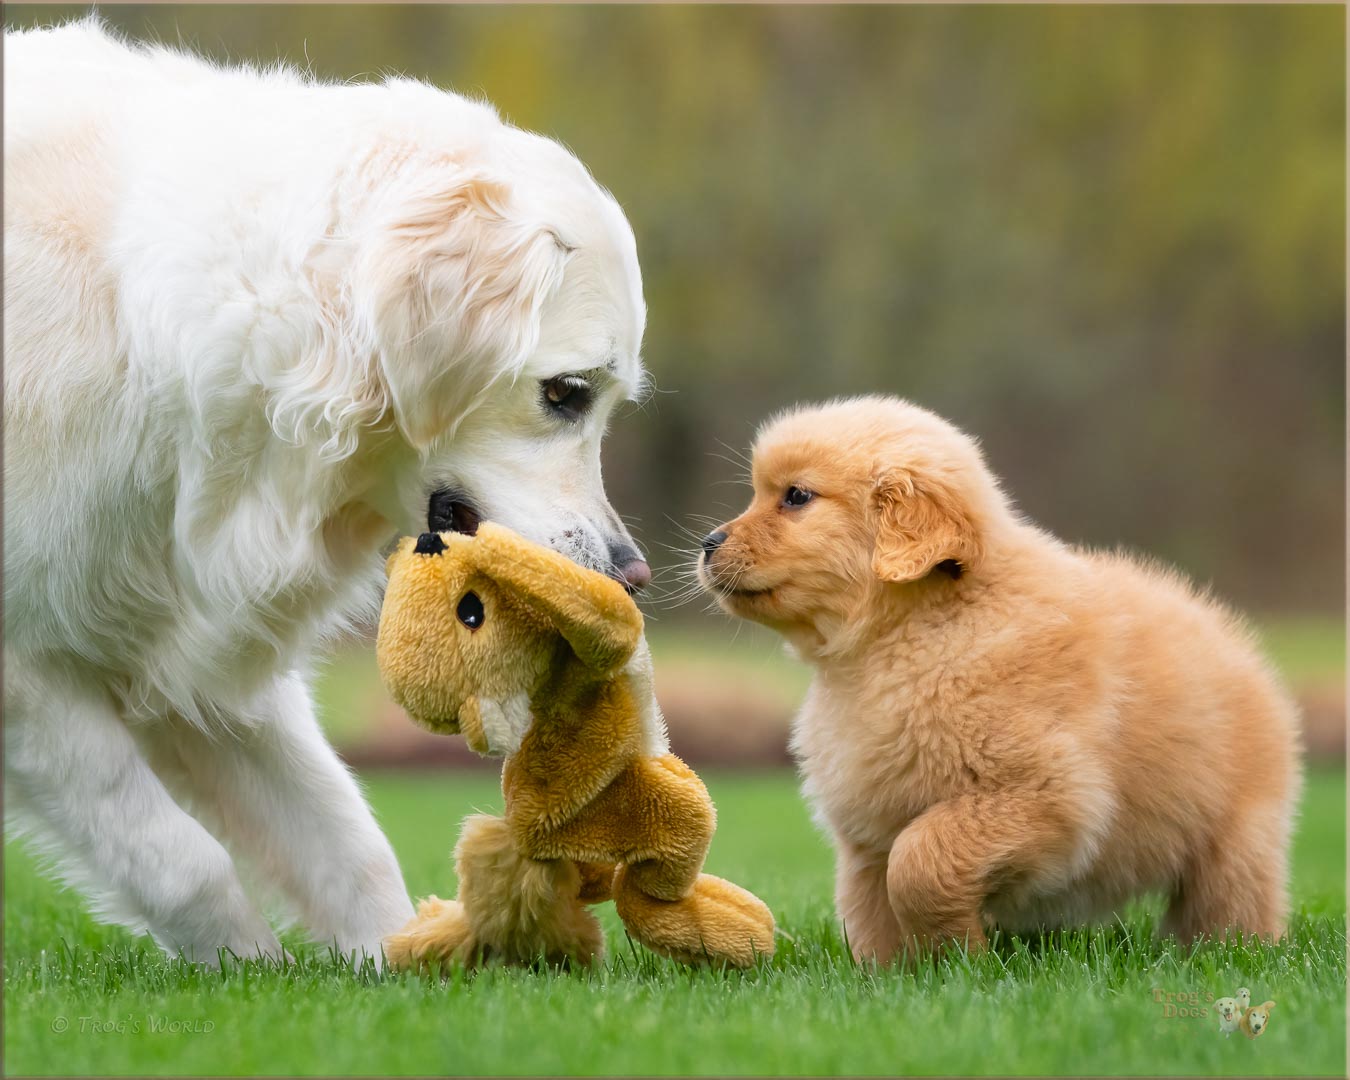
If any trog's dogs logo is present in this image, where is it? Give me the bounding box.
[1152,985,1277,1040]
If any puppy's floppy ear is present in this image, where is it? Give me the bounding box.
[356,155,572,450]
[871,467,984,583]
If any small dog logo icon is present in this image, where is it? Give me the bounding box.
[1240,999,1276,1039]
[1216,986,1276,1039]
[1214,994,1244,1037]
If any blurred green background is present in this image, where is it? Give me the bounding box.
[5,5,1344,759]
[9,3,1344,610]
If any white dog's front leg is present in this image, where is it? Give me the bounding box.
[170,672,414,966]
[4,670,281,965]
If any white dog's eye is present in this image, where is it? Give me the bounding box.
[541,375,593,422]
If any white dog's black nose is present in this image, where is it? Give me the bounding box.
[428,490,481,535]
[607,540,651,593]
[701,530,728,557]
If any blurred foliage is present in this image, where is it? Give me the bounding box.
[9,4,1345,612]
[310,614,1343,749]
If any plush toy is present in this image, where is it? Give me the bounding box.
[376,523,776,971]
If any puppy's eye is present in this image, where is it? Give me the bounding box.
[541,375,593,422]
[783,486,814,508]
[456,592,485,630]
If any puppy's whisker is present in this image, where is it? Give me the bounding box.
[654,544,704,564]
[713,438,753,470]
[662,514,723,542]
[707,453,753,480]
[648,569,718,610]
[660,528,705,546]
[649,583,713,611]
[644,569,704,597]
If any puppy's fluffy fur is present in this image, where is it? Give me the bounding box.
[4,20,647,964]
[701,396,1301,961]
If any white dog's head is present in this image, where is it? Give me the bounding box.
[328,90,650,588]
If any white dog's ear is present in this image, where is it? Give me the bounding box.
[356,161,571,450]
[871,467,984,584]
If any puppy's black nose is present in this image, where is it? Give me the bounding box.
[701,530,728,557]
[414,532,446,556]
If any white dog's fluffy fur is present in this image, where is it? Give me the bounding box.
[3,19,649,964]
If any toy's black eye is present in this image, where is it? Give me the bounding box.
[783,486,814,508]
[541,375,593,422]
[456,592,485,630]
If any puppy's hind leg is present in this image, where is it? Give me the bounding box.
[4,669,280,965]
[1163,805,1292,945]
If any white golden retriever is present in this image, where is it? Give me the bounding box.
[3,20,651,965]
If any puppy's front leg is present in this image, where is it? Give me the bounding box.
[886,791,1076,961]
[833,838,901,963]
[169,672,413,967]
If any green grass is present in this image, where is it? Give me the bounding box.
[5,768,1345,1076]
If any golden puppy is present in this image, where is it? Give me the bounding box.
[698,396,1301,963]
[1240,1000,1277,1038]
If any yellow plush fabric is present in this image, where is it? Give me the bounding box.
[377,523,776,971]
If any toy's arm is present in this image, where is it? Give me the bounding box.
[502,674,644,849]
[463,523,643,674]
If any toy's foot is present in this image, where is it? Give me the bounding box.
[383,896,476,972]
[463,854,607,968]
[457,815,606,968]
[614,870,776,968]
